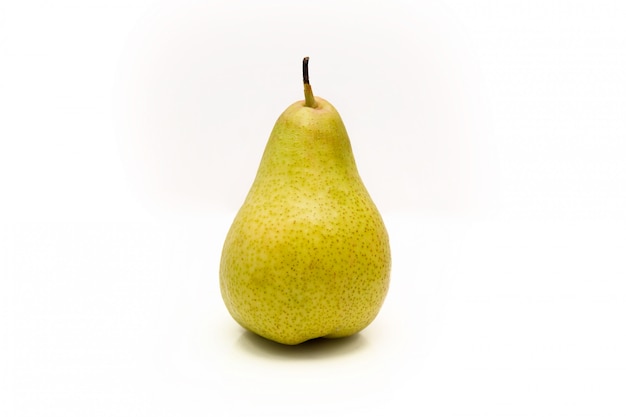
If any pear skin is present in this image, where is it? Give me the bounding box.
[220,58,390,345]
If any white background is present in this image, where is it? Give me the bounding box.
[1,1,625,416]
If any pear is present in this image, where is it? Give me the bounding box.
[220,57,391,345]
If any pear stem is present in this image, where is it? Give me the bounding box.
[303,57,317,108]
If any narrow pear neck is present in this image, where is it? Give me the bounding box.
[255,102,360,185]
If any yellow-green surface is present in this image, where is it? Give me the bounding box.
[220,96,391,345]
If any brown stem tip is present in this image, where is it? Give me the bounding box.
[303,57,310,85]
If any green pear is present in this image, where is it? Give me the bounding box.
[220,57,391,345]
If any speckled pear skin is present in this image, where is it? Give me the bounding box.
[220,96,391,345]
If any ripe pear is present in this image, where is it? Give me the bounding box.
[220,58,390,345]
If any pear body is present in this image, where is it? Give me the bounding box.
[220,97,390,345]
